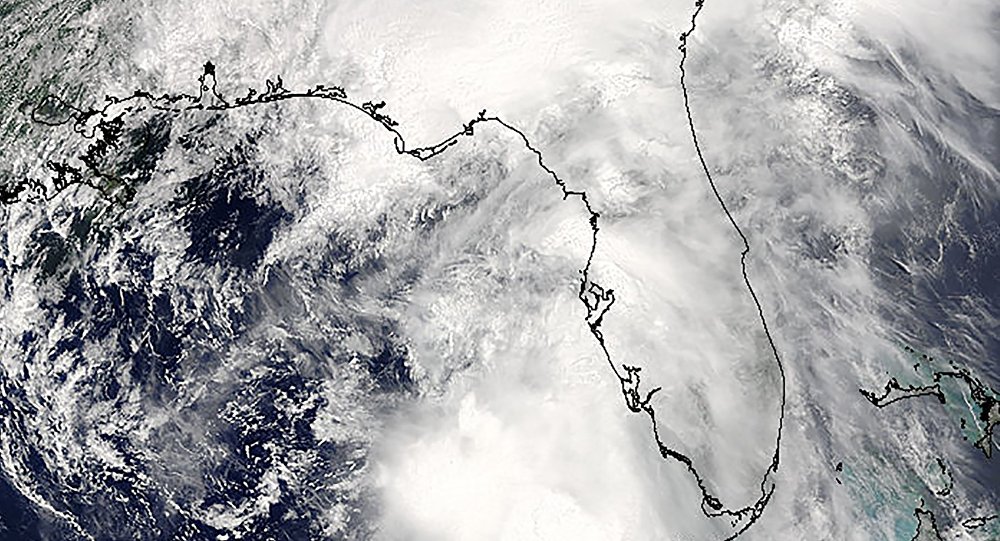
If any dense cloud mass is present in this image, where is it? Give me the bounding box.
[0,0,998,540]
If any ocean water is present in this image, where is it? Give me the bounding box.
[0,0,997,540]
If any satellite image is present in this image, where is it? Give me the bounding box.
[0,0,997,539]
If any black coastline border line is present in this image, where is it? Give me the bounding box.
[676,0,788,536]
[860,344,999,459]
[19,2,786,537]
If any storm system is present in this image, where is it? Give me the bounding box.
[0,0,997,540]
